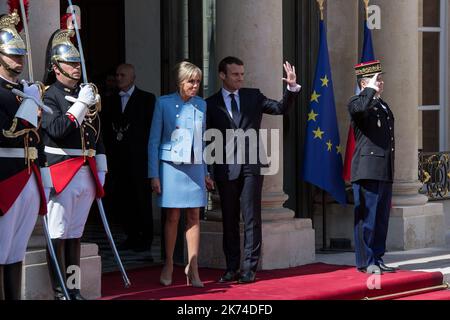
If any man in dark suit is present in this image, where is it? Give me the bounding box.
[102,64,155,252]
[206,56,301,283]
[348,60,396,274]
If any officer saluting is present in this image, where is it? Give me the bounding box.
[348,60,396,274]
[0,11,52,300]
[41,28,105,300]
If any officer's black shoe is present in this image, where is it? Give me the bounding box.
[238,271,256,284]
[218,270,240,283]
[377,263,397,273]
[357,265,383,274]
[69,289,86,300]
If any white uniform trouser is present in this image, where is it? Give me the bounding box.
[0,173,40,264]
[47,166,96,239]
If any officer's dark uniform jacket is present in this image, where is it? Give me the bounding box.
[0,78,47,216]
[41,80,105,197]
[348,87,395,183]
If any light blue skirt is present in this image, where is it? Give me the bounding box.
[158,161,207,208]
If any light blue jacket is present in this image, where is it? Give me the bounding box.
[148,92,207,178]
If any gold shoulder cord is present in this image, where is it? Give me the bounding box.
[3,116,41,174]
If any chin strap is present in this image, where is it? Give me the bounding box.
[0,54,21,76]
[53,60,79,81]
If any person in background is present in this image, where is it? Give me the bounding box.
[102,63,155,253]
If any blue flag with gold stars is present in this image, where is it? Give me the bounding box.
[302,20,346,205]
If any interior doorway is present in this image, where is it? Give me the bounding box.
[59,0,125,91]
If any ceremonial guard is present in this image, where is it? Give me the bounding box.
[348,61,396,274]
[0,11,52,300]
[41,28,104,300]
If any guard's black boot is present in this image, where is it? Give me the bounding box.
[0,265,5,300]
[66,238,86,300]
[4,262,23,300]
[46,239,68,300]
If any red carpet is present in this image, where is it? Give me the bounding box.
[101,263,447,300]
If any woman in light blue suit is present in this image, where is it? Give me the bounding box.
[148,62,212,288]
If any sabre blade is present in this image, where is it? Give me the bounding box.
[42,216,71,300]
[19,0,33,82]
[67,0,88,84]
[96,199,131,288]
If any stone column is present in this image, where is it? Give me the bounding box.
[125,0,161,95]
[372,0,444,249]
[200,0,315,270]
[215,0,291,220]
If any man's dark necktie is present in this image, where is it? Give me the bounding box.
[230,93,240,126]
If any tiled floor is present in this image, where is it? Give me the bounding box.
[82,223,163,273]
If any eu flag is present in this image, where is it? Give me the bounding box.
[302,20,346,205]
[361,21,375,63]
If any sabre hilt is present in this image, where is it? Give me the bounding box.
[80,83,102,113]
[12,86,53,114]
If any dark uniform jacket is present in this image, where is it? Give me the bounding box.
[41,81,105,196]
[206,88,297,181]
[0,78,47,215]
[102,87,155,179]
[348,87,395,183]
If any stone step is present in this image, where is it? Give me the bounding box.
[23,243,101,300]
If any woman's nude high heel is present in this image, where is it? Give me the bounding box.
[184,265,204,288]
[160,265,173,286]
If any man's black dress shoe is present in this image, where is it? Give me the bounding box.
[377,263,397,273]
[68,289,86,300]
[238,271,256,284]
[218,270,240,283]
[357,265,383,274]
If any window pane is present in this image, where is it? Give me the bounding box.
[203,0,216,96]
[422,110,440,152]
[423,0,440,27]
[422,32,440,106]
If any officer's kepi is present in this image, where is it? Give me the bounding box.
[354,60,384,80]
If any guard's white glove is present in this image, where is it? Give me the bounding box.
[65,85,99,124]
[65,85,99,107]
[97,171,106,187]
[22,80,41,101]
[366,73,380,93]
[13,81,52,126]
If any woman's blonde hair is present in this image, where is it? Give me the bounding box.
[175,61,202,87]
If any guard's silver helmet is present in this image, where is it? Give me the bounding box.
[0,11,27,56]
[50,29,81,64]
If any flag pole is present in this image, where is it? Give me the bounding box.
[317,0,328,251]
[364,0,370,21]
[322,190,328,250]
[317,0,325,21]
